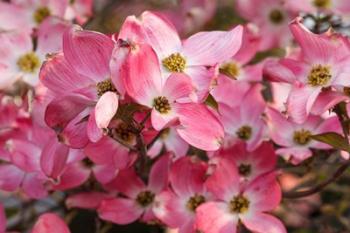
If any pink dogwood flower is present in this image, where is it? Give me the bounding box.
[0,18,70,89]
[213,142,277,183]
[236,0,295,50]
[264,17,350,123]
[217,24,262,82]
[154,157,209,233]
[40,25,119,146]
[195,158,286,233]
[98,154,170,224]
[0,0,69,31]
[266,107,341,164]
[118,11,243,101]
[120,42,224,151]
[32,213,70,233]
[218,84,266,151]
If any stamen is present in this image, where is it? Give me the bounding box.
[17,52,40,73]
[153,96,171,114]
[313,0,331,8]
[96,79,117,97]
[236,125,252,141]
[136,190,155,207]
[238,164,252,177]
[307,65,331,87]
[269,9,284,24]
[229,195,250,214]
[162,53,186,72]
[33,7,51,24]
[219,62,240,79]
[186,194,206,212]
[293,129,312,145]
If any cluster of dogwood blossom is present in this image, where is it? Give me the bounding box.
[1,0,350,232]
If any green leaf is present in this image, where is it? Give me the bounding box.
[311,132,350,152]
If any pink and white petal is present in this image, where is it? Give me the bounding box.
[195,202,238,233]
[95,92,119,129]
[93,164,119,184]
[233,25,260,65]
[111,168,145,198]
[151,108,177,131]
[63,25,113,81]
[242,213,287,233]
[40,54,94,96]
[148,154,170,193]
[162,73,194,102]
[59,110,90,149]
[276,147,312,165]
[170,157,207,197]
[183,26,243,66]
[153,191,190,228]
[98,198,143,225]
[164,130,189,159]
[206,157,240,201]
[141,11,182,58]
[87,109,103,143]
[8,140,41,172]
[253,142,277,175]
[184,66,213,102]
[246,120,265,152]
[266,107,295,147]
[110,44,128,97]
[0,2,33,31]
[40,138,69,179]
[311,90,349,115]
[211,75,250,107]
[0,164,24,192]
[240,84,265,124]
[245,172,281,212]
[47,0,69,17]
[263,58,296,83]
[147,140,163,158]
[52,163,90,190]
[66,192,111,209]
[289,18,338,63]
[22,173,48,199]
[45,94,92,131]
[36,17,70,55]
[287,85,319,124]
[118,15,146,43]
[32,213,70,233]
[175,103,224,151]
[122,43,162,106]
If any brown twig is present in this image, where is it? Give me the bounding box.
[283,159,350,199]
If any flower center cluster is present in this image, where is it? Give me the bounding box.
[219,62,240,79]
[96,79,117,97]
[229,195,250,214]
[160,128,171,139]
[33,6,51,24]
[112,123,135,143]
[307,65,331,87]
[313,0,331,8]
[236,125,252,141]
[269,9,284,24]
[136,190,155,207]
[17,52,40,73]
[162,53,186,72]
[186,194,206,212]
[293,129,312,145]
[238,163,252,177]
[153,96,171,114]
